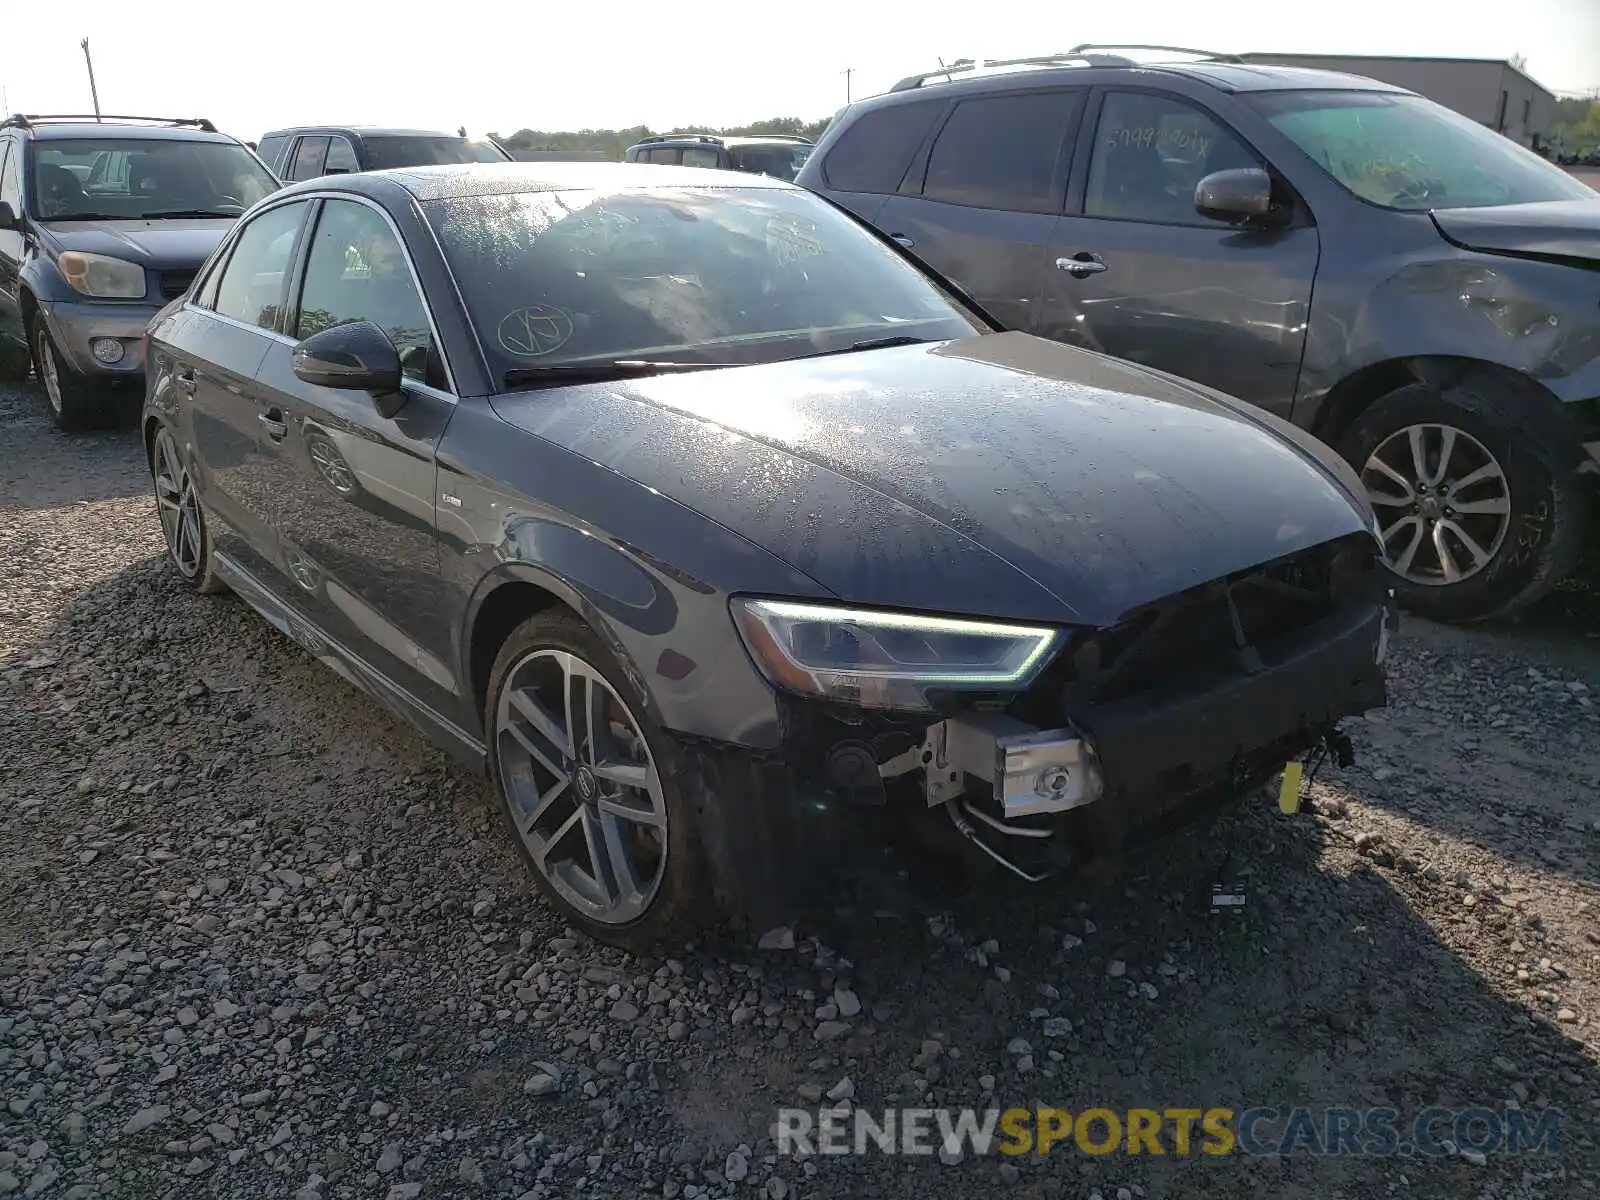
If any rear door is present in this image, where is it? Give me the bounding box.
[177,199,313,586]
[811,98,948,226]
[1041,88,1319,420]
[252,196,459,715]
[874,88,1085,332]
[286,135,331,182]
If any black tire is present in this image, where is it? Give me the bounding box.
[31,315,105,432]
[486,610,708,952]
[150,424,227,595]
[1341,379,1589,623]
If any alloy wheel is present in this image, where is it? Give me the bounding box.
[495,649,668,925]
[37,332,63,416]
[152,428,204,578]
[1361,423,1512,587]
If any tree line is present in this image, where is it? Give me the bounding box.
[1552,96,1600,151]
[487,116,833,160]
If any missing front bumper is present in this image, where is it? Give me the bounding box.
[892,711,1104,818]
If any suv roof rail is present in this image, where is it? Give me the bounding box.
[2,113,219,132]
[742,134,813,143]
[1065,43,1243,63]
[889,52,1135,91]
[634,133,722,146]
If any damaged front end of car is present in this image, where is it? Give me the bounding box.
[712,532,1394,901]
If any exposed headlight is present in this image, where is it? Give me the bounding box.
[731,598,1059,712]
[57,252,146,299]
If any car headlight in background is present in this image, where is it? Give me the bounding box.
[56,252,146,300]
[731,598,1059,711]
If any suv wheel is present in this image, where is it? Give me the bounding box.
[32,316,103,432]
[487,611,707,951]
[1343,380,1588,622]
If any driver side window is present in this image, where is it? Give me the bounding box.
[1085,91,1261,226]
[212,201,308,331]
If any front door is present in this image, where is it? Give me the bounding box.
[180,198,312,585]
[874,88,1085,333]
[1041,88,1320,420]
[253,197,458,716]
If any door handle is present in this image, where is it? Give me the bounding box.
[1056,253,1108,278]
[890,233,915,249]
[258,409,288,441]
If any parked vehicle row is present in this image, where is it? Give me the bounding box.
[623,133,814,180]
[797,45,1600,623]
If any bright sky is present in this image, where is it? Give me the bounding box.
[8,0,1599,142]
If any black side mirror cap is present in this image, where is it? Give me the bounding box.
[292,321,402,396]
[0,201,17,231]
[1194,168,1280,226]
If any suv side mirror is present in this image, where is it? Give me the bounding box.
[1194,168,1279,226]
[293,321,401,396]
[0,201,17,231]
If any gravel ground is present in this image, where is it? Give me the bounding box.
[1,378,1598,1200]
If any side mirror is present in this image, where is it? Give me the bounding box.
[1194,168,1278,226]
[293,321,401,394]
[0,201,17,231]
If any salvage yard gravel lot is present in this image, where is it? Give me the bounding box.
[1,379,1597,1200]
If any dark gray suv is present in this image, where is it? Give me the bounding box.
[797,46,1600,623]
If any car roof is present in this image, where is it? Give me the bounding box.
[16,123,237,143]
[259,126,468,140]
[866,59,1407,109]
[274,161,798,203]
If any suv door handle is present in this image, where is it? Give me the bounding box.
[258,409,288,441]
[1056,253,1107,277]
[890,233,915,248]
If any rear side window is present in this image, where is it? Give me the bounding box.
[212,201,308,331]
[644,147,680,164]
[922,91,1082,213]
[821,100,943,193]
[256,135,291,174]
[323,136,360,175]
[288,136,330,182]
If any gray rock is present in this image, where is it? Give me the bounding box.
[377,1143,404,1174]
[724,1151,749,1182]
[123,1105,170,1135]
[758,926,796,950]
[814,1020,850,1042]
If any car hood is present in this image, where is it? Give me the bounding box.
[490,332,1371,627]
[1431,199,1600,263]
[37,219,233,271]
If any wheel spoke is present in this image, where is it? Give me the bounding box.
[504,718,566,781]
[1432,522,1463,582]
[532,807,583,871]
[593,758,650,790]
[509,687,573,763]
[598,793,665,829]
[1365,457,1415,504]
[1448,460,1504,493]
[1407,426,1430,485]
[579,808,620,905]
[1448,494,1510,516]
[1428,426,1458,486]
[1388,516,1425,575]
[1438,519,1492,570]
[574,670,609,767]
[597,812,644,907]
[517,775,571,835]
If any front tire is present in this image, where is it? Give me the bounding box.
[1343,380,1588,622]
[486,610,708,951]
[32,315,104,432]
[151,425,227,594]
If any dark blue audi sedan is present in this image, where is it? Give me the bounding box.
[142,162,1391,949]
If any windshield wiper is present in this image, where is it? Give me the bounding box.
[39,212,128,222]
[503,360,732,389]
[136,208,241,219]
[793,334,936,360]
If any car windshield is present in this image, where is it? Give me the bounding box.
[1247,90,1596,211]
[29,138,277,221]
[363,136,509,170]
[726,144,813,181]
[422,186,982,383]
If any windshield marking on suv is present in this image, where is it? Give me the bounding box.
[1246,90,1594,212]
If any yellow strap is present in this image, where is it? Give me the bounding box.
[1278,761,1305,814]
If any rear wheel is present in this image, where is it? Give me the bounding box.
[1343,380,1587,622]
[487,611,707,951]
[32,316,104,432]
[151,425,227,594]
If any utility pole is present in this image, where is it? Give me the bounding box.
[842,67,854,106]
[81,39,101,120]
